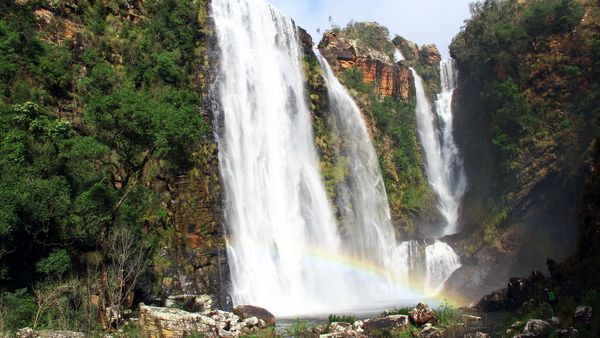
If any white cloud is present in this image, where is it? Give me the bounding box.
[267,0,474,58]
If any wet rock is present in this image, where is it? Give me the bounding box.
[233,305,276,327]
[409,302,439,326]
[362,315,410,335]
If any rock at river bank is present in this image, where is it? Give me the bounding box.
[139,303,274,338]
[409,302,439,326]
[232,304,276,328]
[362,315,411,335]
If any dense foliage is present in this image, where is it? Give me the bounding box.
[450,0,600,263]
[0,0,209,331]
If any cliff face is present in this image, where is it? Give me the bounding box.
[319,32,412,100]
[444,0,600,299]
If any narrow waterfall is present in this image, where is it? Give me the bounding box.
[410,61,466,237]
[314,50,396,271]
[395,50,463,294]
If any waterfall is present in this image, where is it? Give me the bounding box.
[394,50,463,294]
[212,0,345,315]
[410,60,466,236]
[314,49,397,272]
[212,0,460,315]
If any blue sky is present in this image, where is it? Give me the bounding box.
[267,0,475,59]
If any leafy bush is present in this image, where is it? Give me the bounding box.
[328,314,357,324]
[435,300,459,325]
[285,318,314,338]
[382,307,412,316]
[0,288,36,331]
[334,21,394,58]
[36,248,72,276]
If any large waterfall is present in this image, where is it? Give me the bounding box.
[212,0,460,315]
[212,0,345,315]
[411,60,466,236]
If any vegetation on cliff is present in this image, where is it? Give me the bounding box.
[0,0,218,331]
[316,21,443,236]
[446,0,600,297]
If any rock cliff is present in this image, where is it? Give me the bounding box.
[444,0,599,299]
[319,31,413,100]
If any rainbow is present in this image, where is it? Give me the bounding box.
[226,242,467,316]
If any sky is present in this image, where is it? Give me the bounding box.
[266,0,475,59]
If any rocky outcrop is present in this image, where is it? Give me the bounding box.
[523,319,550,335]
[418,45,441,65]
[139,303,274,338]
[409,302,439,326]
[362,315,411,335]
[232,305,276,328]
[319,32,413,100]
[574,306,593,326]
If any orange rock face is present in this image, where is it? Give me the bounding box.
[319,32,413,100]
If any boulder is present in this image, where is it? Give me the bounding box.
[409,302,439,326]
[362,315,410,335]
[233,305,276,327]
[165,294,213,312]
[461,315,483,326]
[329,322,353,333]
[522,319,550,334]
[464,333,490,338]
[139,304,253,338]
[420,325,443,338]
[574,306,593,326]
[555,327,578,338]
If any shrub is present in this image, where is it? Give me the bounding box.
[0,288,36,331]
[286,318,314,338]
[328,314,357,324]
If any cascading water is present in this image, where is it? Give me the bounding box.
[316,50,461,298]
[212,0,345,315]
[392,49,463,294]
[212,0,461,315]
[313,50,397,272]
[410,59,466,236]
